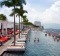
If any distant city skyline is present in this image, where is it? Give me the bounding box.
[0,0,60,29]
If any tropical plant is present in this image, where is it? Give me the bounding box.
[22,15,29,29]
[0,14,7,35]
[0,0,26,46]
[10,6,27,38]
[0,14,6,20]
[23,15,28,23]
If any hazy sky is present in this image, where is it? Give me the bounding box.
[0,0,60,29]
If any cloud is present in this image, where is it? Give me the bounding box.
[24,2,42,23]
[40,1,60,24]
[0,0,60,25]
[24,0,60,25]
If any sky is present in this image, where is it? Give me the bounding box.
[0,0,60,29]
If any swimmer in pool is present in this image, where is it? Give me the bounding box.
[34,38,36,42]
[37,38,39,42]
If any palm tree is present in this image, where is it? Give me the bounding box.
[0,14,6,20]
[19,6,27,31]
[23,15,28,22]
[0,0,26,46]
[22,15,28,28]
[10,6,27,38]
[0,14,7,35]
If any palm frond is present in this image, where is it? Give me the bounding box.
[10,11,15,16]
[19,0,26,6]
[0,1,13,7]
[10,7,27,17]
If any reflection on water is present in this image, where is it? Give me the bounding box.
[2,30,60,56]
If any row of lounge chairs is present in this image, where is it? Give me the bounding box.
[6,29,30,52]
[0,36,9,46]
[0,29,20,46]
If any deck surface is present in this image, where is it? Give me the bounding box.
[0,36,14,55]
[0,29,30,55]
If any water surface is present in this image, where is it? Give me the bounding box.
[2,30,60,56]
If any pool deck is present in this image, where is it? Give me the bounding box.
[0,36,14,55]
[0,29,30,56]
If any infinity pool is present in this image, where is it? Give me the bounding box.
[2,30,60,56]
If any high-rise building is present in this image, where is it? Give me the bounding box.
[34,21,44,31]
[34,21,41,27]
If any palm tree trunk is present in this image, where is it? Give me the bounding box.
[14,5,16,46]
[21,17,22,30]
[22,18,24,30]
[1,23,2,34]
[19,16,20,38]
[6,22,7,36]
[1,23,4,35]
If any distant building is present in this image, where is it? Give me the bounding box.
[34,21,44,31]
[0,21,14,29]
[0,20,24,35]
[0,20,24,29]
[34,21,41,27]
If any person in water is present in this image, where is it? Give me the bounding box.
[37,38,39,42]
[34,38,36,42]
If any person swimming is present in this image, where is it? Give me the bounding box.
[34,38,36,42]
[37,38,39,42]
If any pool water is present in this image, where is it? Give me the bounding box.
[2,30,60,56]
